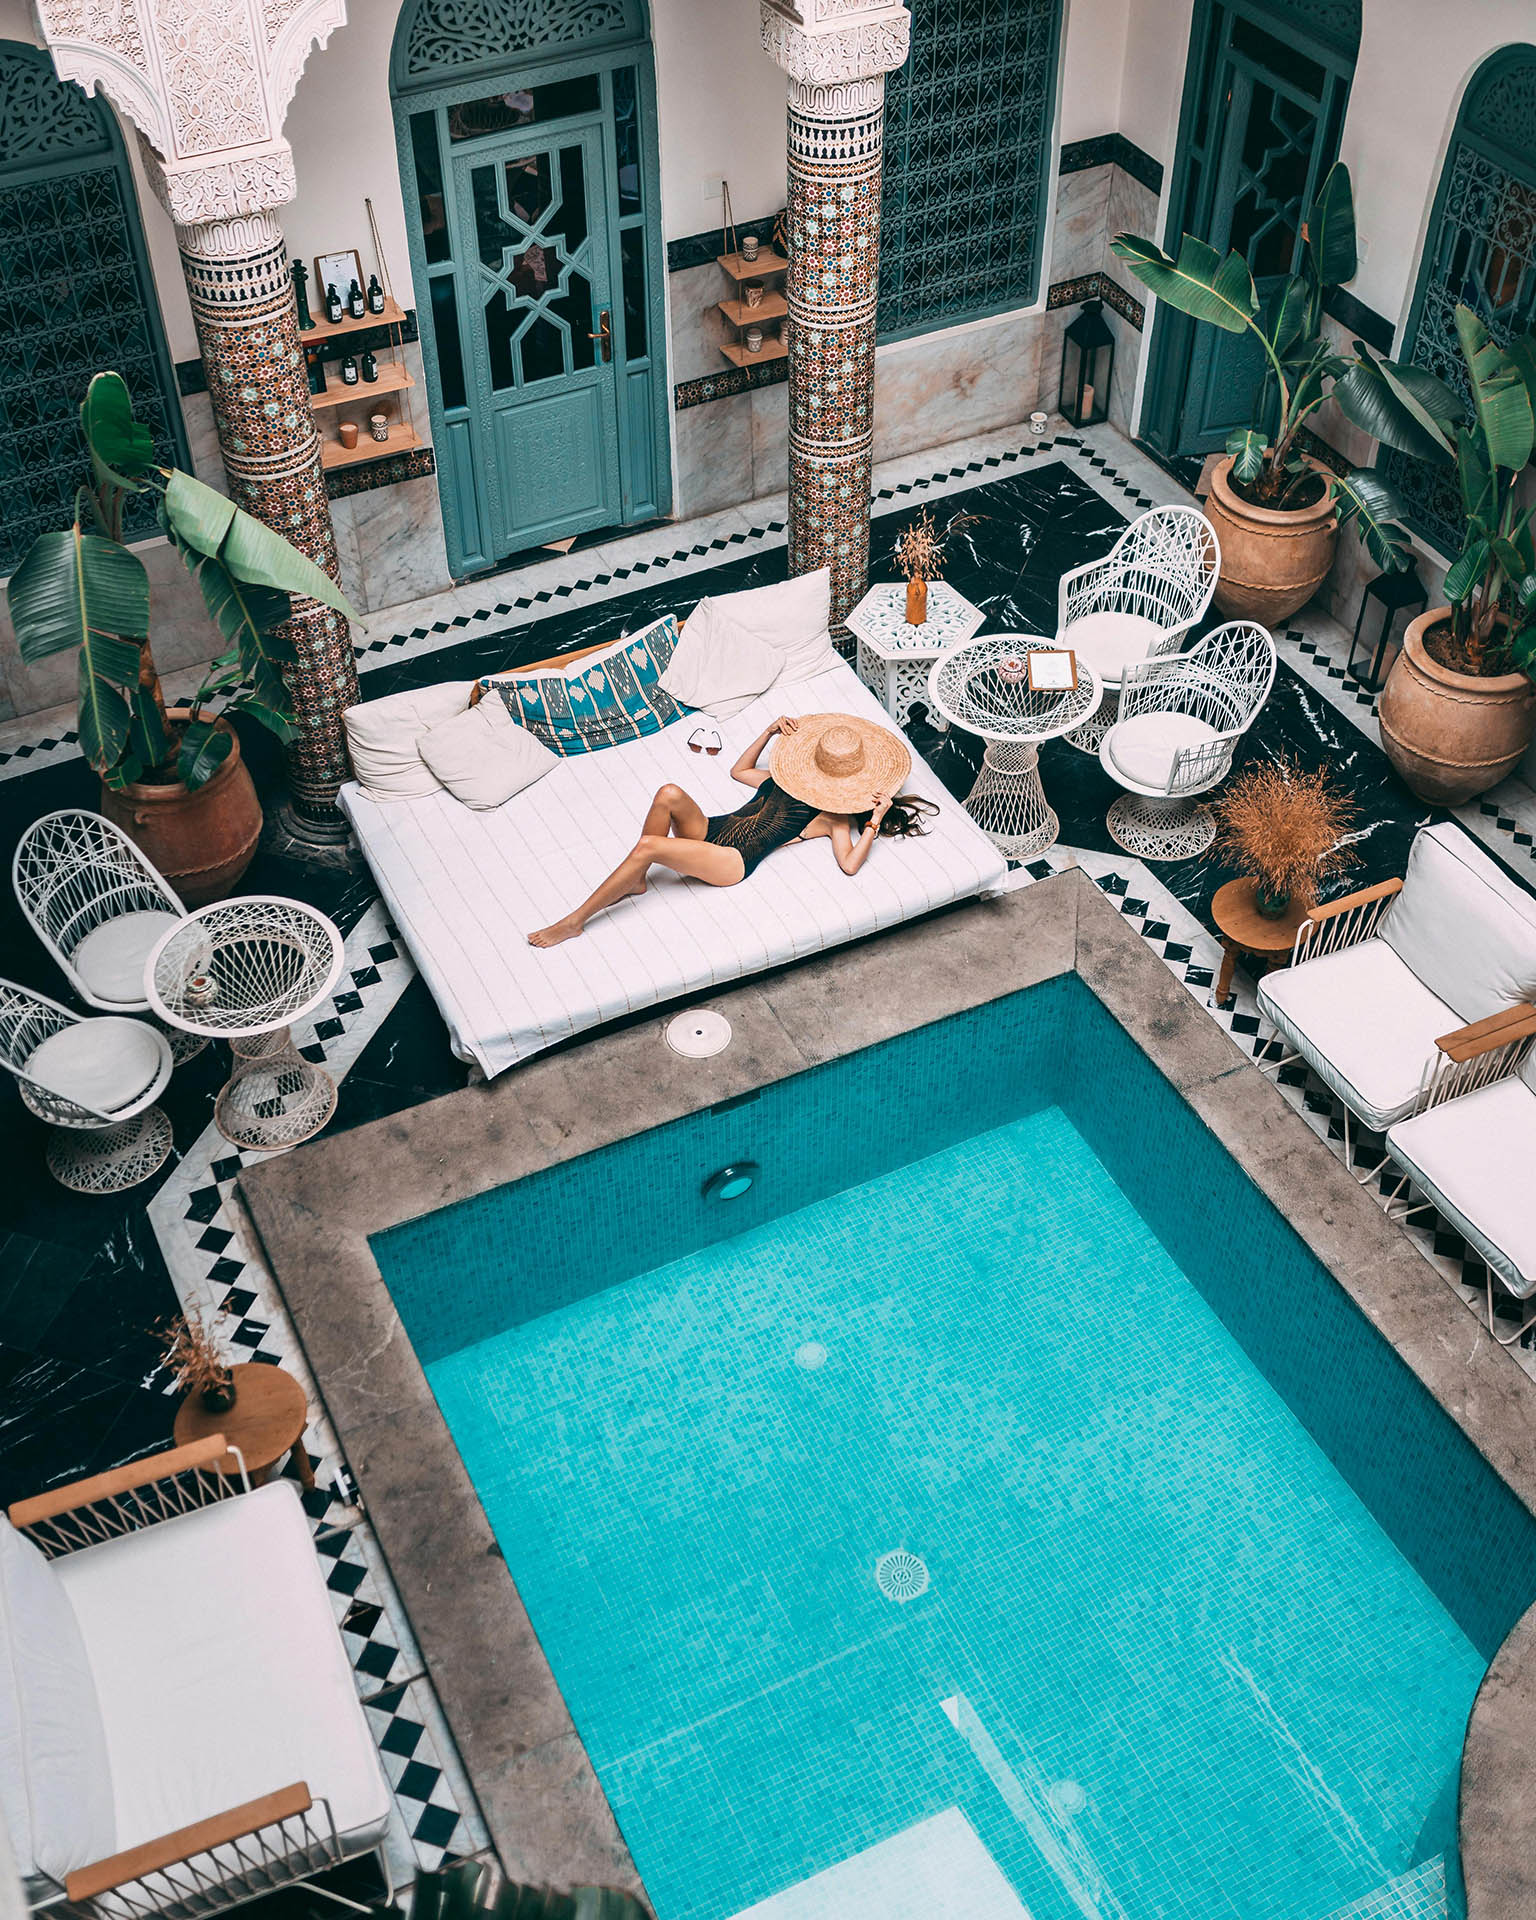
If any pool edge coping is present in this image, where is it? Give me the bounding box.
[240,870,1536,1918]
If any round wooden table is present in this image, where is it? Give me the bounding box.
[1210,877,1310,1001]
[173,1362,314,1488]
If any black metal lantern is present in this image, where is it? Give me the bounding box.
[1060,299,1114,427]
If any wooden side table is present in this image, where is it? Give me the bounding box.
[173,1362,315,1489]
[1211,877,1310,1000]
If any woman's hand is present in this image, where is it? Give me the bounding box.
[773,714,799,736]
[867,789,892,828]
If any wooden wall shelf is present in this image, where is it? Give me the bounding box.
[319,423,424,471]
[310,364,415,410]
[717,291,788,327]
[301,297,407,344]
[719,337,788,370]
[717,250,788,280]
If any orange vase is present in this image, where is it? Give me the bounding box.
[905,576,928,625]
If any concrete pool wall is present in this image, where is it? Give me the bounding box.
[239,872,1536,1918]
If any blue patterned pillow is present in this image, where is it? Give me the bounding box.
[485,615,682,756]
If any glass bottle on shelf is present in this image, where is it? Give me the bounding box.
[324,281,343,324]
[340,353,359,385]
[360,350,378,383]
[366,274,386,316]
[292,260,314,331]
[347,279,366,320]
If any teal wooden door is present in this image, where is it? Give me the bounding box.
[451,121,621,553]
[1142,2,1357,461]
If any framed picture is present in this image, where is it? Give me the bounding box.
[1027,649,1079,693]
[314,249,364,303]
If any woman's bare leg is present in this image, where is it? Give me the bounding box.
[640,781,708,841]
[528,831,744,947]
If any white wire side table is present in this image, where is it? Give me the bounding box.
[927,635,1102,858]
[145,897,346,1152]
[846,580,985,727]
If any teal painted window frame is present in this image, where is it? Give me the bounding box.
[390,6,670,579]
[876,0,1065,345]
[1388,44,1536,557]
[0,39,189,573]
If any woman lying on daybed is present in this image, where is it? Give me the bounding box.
[528,711,937,947]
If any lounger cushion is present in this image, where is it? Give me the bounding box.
[1388,1074,1536,1299]
[491,616,682,755]
[659,604,783,720]
[701,568,838,683]
[56,1481,390,1855]
[344,680,473,801]
[26,1018,164,1113]
[72,910,181,1007]
[1102,711,1219,792]
[1257,937,1461,1132]
[419,697,558,809]
[1060,609,1166,686]
[0,1518,116,1880]
[1379,823,1536,1023]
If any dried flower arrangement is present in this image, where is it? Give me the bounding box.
[892,507,979,583]
[1214,756,1360,911]
[155,1306,234,1405]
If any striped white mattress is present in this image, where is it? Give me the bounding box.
[339,660,1009,1077]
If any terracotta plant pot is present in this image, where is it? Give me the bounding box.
[99,709,263,905]
[1204,455,1338,625]
[905,575,928,625]
[1378,608,1535,806]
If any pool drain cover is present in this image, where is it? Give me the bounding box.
[795,1342,828,1371]
[1049,1780,1087,1818]
[665,1008,732,1057]
[875,1550,930,1603]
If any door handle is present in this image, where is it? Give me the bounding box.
[589,309,612,362]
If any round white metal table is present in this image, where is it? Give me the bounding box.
[144,896,345,1152]
[927,635,1102,858]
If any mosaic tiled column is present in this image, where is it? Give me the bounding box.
[178,211,357,833]
[762,3,911,643]
[33,0,354,835]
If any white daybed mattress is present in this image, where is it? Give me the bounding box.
[339,660,1009,1077]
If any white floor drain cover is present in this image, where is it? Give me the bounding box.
[875,1550,930,1603]
[795,1342,828,1370]
[1049,1780,1087,1818]
[665,1008,732,1057]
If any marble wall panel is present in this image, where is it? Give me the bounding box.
[673,390,755,518]
[872,314,1045,465]
[750,381,788,497]
[1106,166,1160,253]
[666,262,736,385]
[179,390,230,497]
[1050,163,1113,282]
[343,472,455,614]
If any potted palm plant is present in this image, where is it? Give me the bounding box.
[1341,305,1536,803]
[1113,164,1419,622]
[6,373,355,901]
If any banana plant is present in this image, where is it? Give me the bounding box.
[1111,163,1420,572]
[5,372,356,790]
[1336,304,1536,677]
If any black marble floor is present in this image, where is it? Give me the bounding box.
[0,455,1500,1506]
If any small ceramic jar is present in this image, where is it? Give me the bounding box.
[337,420,359,449]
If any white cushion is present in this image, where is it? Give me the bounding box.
[0,1519,115,1881]
[1379,823,1536,1024]
[1258,937,1462,1132]
[699,568,838,683]
[27,1019,163,1113]
[1388,1074,1536,1297]
[72,910,180,1008]
[1103,710,1219,792]
[419,698,558,809]
[56,1482,390,1854]
[343,681,472,801]
[1060,608,1167,686]
[659,605,784,720]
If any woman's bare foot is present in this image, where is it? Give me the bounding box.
[528,915,584,947]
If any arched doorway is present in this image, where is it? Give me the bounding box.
[0,40,187,575]
[390,0,670,576]
[1140,0,1362,464]
[1388,45,1536,552]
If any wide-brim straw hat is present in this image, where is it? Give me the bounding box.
[771,712,912,812]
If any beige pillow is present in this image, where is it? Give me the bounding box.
[418,698,559,809]
[344,681,473,800]
[703,568,837,684]
[659,605,783,720]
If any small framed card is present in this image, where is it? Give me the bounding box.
[315,249,364,303]
[1027,649,1079,692]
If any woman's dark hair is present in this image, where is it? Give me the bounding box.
[851,791,938,839]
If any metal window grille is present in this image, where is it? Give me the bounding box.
[0,43,184,574]
[1386,48,1536,554]
[878,0,1063,340]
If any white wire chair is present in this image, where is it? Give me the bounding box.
[1058,505,1221,753]
[12,810,206,1063]
[1096,621,1277,859]
[0,978,174,1192]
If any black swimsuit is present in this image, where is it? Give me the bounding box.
[704,778,821,877]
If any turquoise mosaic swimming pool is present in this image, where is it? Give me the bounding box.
[373,977,1536,1920]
